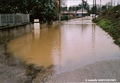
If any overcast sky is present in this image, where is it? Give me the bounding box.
[66,0,120,7]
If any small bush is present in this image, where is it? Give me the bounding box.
[61,15,69,21]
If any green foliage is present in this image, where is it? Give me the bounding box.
[61,15,69,21]
[0,0,57,23]
[97,19,113,29]
[93,5,120,45]
[62,7,67,11]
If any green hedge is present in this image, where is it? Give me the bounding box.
[61,15,69,21]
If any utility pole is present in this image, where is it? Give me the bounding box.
[117,2,119,5]
[75,7,77,18]
[82,0,84,17]
[59,0,61,22]
[86,0,88,16]
[95,0,96,14]
[92,0,96,18]
[95,0,96,18]
[93,0,95,14]
[114,0,115,6]
[100,0,102,11]
[92,0,95,18]
[111,0,113,7]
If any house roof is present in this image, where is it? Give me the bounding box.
[77,8,88,14]
[62,11,75,14]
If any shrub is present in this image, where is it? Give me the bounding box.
[61,15,69,21]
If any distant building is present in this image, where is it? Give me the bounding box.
[77,8,88,14]
[61,11,75,19]
[61,11,75,15]
[61,8,88,18]
[77,8,88,17]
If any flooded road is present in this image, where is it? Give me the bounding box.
[7,17,120,82]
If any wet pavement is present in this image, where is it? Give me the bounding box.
[7,17,120,82]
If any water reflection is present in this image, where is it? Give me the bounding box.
[34,23,40,39]
[7,17,120,74]
[91,24,96,55]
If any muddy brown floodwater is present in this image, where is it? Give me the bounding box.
[7,17,120,82]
